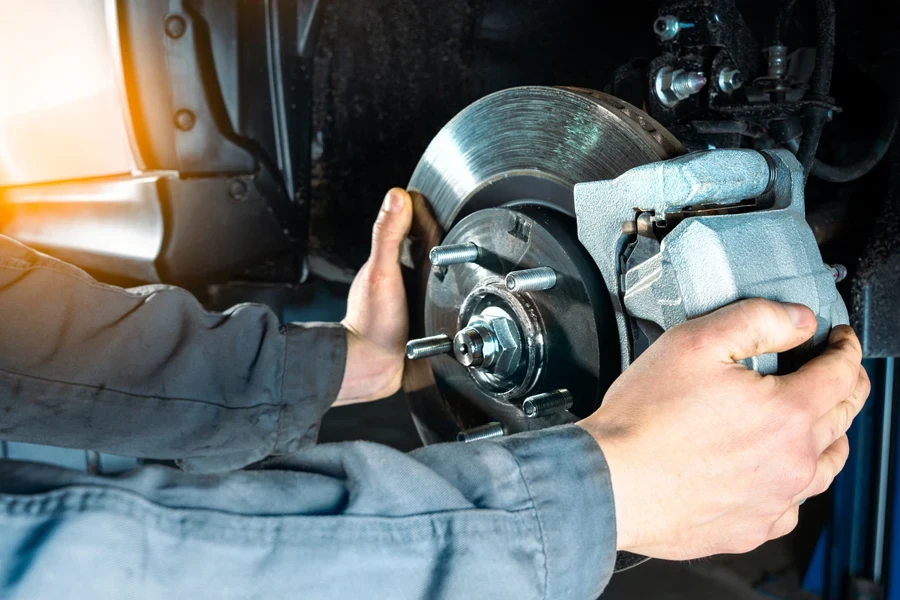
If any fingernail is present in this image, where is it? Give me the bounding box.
[382,189,403,213]
[784,303,816,329]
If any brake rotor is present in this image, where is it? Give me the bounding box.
[404,86,683,570]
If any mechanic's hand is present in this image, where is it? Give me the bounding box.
[579,299,869,560]
[337,188,412,405]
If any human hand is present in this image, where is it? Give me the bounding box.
[337,188,413,405]
[578,299,869,559]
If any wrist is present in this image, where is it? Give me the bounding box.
[577,416,643,553]
[335,325,402,406]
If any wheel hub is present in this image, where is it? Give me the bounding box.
[419,205,618,432]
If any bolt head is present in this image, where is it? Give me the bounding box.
[717,68,743,94]
[654,15,680,41]
[228,179,248,201]
[655,67,682,107]
[478,307,523,376]
[174,109,196,131]
[165,15,187,39]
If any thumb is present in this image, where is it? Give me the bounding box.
[687,298,818,362]
[370,188,413,268]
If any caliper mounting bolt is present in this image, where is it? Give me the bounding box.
[655,67,707,108]
[406,334,454,360]
[457,422,505,443]
[506,267,557,292]
[522,389,574,418]
[429,243,479,266]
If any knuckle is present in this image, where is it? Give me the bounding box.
[782,408,811,440]
[857,368,872,403]
[787,459,817,493]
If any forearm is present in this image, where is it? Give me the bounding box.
[0,425,616,600]
[0,235,345,471]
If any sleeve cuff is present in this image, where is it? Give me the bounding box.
[274,322,348,454]
[497,424,617,599]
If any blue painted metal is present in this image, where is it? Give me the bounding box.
[821,359,880,598]
[804,531,827,595]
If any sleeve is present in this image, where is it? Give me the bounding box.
[0,424,617,600]
[0,235,346,472]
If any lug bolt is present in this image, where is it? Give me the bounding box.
[522,389,574,418]
[429,243,479,266]
[406,334,453,360]
[506,267,557,293]
[830,263,848,283]
[457,422,505,443]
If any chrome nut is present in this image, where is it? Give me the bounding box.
[477,307,523,377]
[655,67,682,107]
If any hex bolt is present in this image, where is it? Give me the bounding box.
[406,334,453,360]
[653,15,694,41]
[429,243,479,266]
[522,389,574,418]
[228,179,248,202]
[174,109,196,131]
[655,67,707,107]
[717,68,743,94]
[830,263,848,283]
[506,267,557,293]
[457,422,505,443]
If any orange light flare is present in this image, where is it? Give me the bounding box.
[0,0,135,190]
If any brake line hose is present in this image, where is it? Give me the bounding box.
[795,0,836,177]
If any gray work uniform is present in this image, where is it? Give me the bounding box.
[0,235,618,599]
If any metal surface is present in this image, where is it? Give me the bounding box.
[454,307,523,377]
[522,389,574,418]
[0,175,166,282]
[419,205,621,430]
[429,243,479,266]
[654,15,689,41]
[655,67,707,108]
[457,422,505,443]
[575,149,849,372]
[505,267,557,292]
[406,85,682,438]
[406,334,453,360]
[0,0,135,187]
[717,68,743,94]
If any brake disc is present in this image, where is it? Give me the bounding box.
[406,86,682,440]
